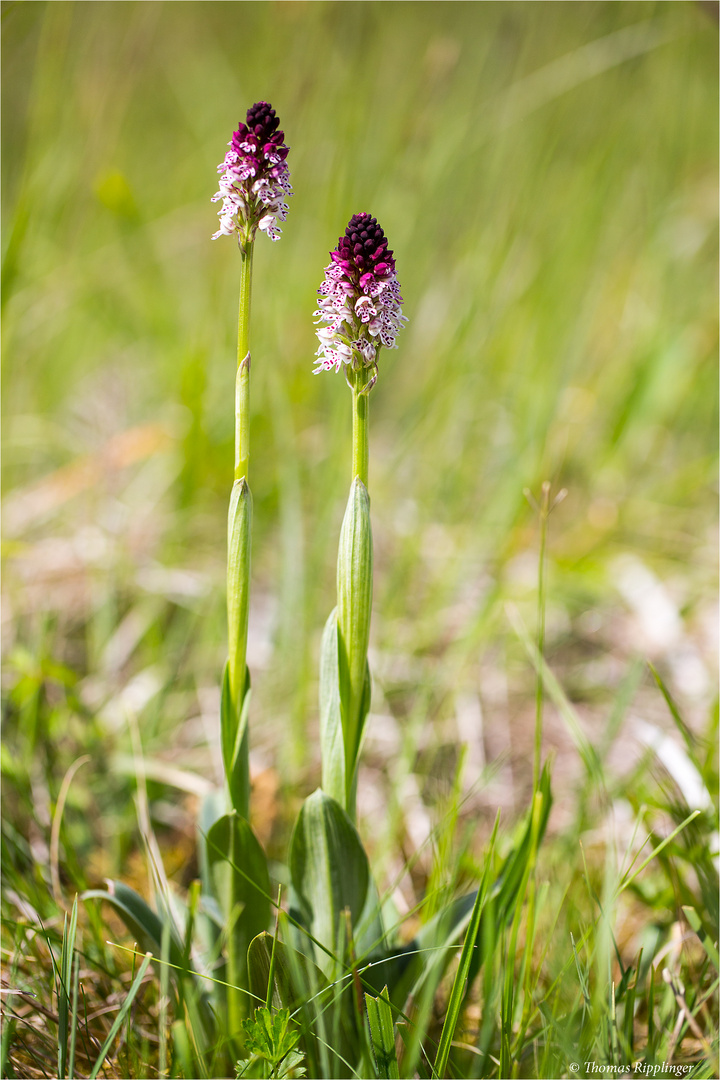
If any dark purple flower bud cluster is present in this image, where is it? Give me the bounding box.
[211,101,292,243]
[333,214,396,288]
[314,213,406,380]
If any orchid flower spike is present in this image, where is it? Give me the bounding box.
[211,101,292,245]
[314,213,407,390]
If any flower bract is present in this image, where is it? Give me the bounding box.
[211,101,292,244]
[314,213,407,385]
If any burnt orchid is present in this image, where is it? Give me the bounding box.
[314,216,407,823]
[209,101,292,1037]
[314,213,406,391]
[85,112,564,1080]
[212,101,292,245]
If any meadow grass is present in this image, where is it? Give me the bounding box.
[2,2,718,1077]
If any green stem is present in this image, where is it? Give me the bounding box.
[351,373,369,486]
[227,240,254,811]
[235,242,254,482]
[533,482,550,794]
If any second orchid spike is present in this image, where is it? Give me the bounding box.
[313,213,407,388]
[211,101,292,245]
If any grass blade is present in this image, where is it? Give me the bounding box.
[433,814,500,1078]
[616,810,701,894]
[67,949,80,1080]
[682,906,719,972]
[432,887,485,1079]
[88,951,152,1080]
[57,895,78,1080]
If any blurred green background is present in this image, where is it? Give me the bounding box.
[2,1,717,875]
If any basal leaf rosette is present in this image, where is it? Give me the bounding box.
[314,213,407,391]
[211,101,292,245]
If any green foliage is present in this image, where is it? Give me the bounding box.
[87,952,153,1080]
[1,2,717,1078]
[236,1007,306,1079]
[335,478,373,817]
[225,477,253,817]
[289,789,371,980]
[365,987,400,1080]
[247,932,326,1014]
[433,828,495,1079]
[318,608,347,808]
[82,880,187,974]
[206,810,272,1031]
[56,895,79,1080]
[221,661,252,822]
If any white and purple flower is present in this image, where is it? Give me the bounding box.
[313,213,407,386]
[211,101,292,244]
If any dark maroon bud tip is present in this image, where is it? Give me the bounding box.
[334,212,395,276]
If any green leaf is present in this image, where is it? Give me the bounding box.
[57,895,78,1080]
[171,1019,195,1080]
[491,763,552,915]
[648,661,697,756]
[365,986,399,1079]
[247,933,327,1078]
[221,661,251,819]
[82,881,186,971]
[236,1006,306,1079]
[319,608,372,818]
[225,477,252,819]
[370,886,480,1008]
[336,478,373,812]
[289,789,370,977]
[682,905,719,971]
[354,875,386,966]
[82,880,215,1059]
[0,1011,17,1078]
[373,795,536,1012]
[227,478,252,705]
[464,764,552,990]
[319,609,346,809]
[197,787,229,909]
[247,933,326,1013]
[433,839,495,1079]
[206,811,271,1027]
